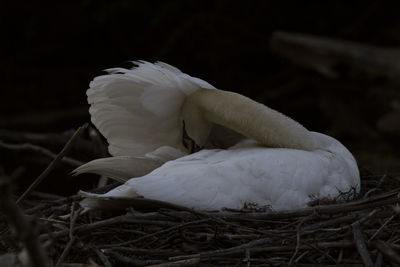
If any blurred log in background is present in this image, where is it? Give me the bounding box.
[1,1,400,195]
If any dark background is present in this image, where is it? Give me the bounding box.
[1,1,400,195]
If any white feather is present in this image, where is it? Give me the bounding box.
[97,135,359,211]
[73,146,186,182]
[87,61,215,157]
[77,61,360,211]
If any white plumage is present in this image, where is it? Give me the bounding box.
[87,61,214,157]
[76,61,360,211]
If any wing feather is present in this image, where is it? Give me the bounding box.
[87,61,215,157]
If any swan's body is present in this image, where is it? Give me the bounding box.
[76,61,360,211]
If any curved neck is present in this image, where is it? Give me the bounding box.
[186,89,319,151]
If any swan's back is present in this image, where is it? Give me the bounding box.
[103,136,360,211]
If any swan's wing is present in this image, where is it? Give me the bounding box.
[88,142,359,211]
[88,61,215,157]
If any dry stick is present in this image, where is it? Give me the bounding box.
[245,248,251,267]
[147,257,200,267]
[375,253,383,267]
[351,222,373,267]
[301,209,392,233]
[55,236,77,267]
[40,214,126,241]
[100,218,211,248]
[24,182,119,215]
[313,208,381,235]
[0,127,93,153]
[368,214,395,242]
[269,31,400,82]
[69,203,82,239]
[92,247,113,267]
[55,204,83,266]
[0,175,51,267]
[81,195,269,235]
[107,251,162,266]
[17,123,88,204]
[0,141,84,167]
[170,236,274,261]
[103,247,181,256]
[170,241,355,262]
[80,194,232,224]
[295,250,309,263]
[373,240,400,266]
[218,192,400,220]
[289,218,305,265]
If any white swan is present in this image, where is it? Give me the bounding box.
[75,61,360,211]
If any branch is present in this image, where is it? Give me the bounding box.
[0,173,51,267]
[0,128,94,154]
[270,31,400,83]
[0,141,84,167]
[17,123,88,204]
[351,222,373,267]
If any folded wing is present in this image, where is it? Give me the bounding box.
[87,61,215,157]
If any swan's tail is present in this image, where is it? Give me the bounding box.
[72,156,163,182]
[79,184,140,211]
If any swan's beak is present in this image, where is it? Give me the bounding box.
[183,137,195,154]
[183,137,203,154]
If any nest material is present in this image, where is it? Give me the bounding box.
[0,172,399,266]
[0,125,399,266]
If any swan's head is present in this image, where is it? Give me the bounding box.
[181,90,213,152]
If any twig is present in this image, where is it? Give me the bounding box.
[55,236,77,267]
[0,173,51,267]
[245,248,251,267]
[368,214,395,242]
[373,240,400,265]
[170,236,274,261]
[107,251,162,266]
[270,31,400,83]
[0,128,93,153]
[170,240,355,261]
[0,141,84,167]
[147,257,200,267]
[69,203,82,239]
[218,191,400,220]
[92,247,112,267]
[103,247,181,256]
[0,107,88,129]
[40,214,126,241]
[17,123,88,204]
[375,253,383,267]
[289,218,305,265]
[100,218,211,248]
[54,203,83,267]
[351,221,373,267]
[24,182,119,215]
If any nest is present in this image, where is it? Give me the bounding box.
[1,126,400,266]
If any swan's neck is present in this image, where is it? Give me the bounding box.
[183,89,319,151]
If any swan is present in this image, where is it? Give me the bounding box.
[75,61,360,211]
